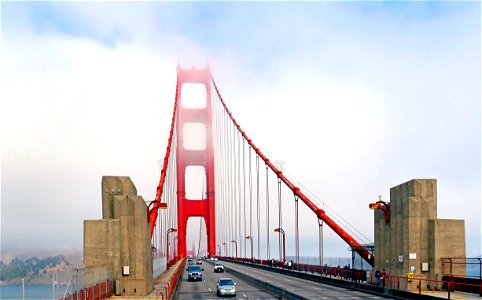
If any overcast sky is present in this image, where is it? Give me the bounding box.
[1,2,480,259]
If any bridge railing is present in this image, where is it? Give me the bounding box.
[368,272,482,297]
[57,264,114,300]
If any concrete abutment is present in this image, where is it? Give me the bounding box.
[84,176,153,297]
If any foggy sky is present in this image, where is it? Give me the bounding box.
[1,2,480,259]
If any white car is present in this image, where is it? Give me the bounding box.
[214,262,224,273]
[216,278,236,296]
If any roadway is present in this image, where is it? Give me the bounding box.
[174,260,277,299]
[174,259,391,299]
[220,260,390,299]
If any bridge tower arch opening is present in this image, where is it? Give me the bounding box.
[186,216,208,257]
[176,66,216,258]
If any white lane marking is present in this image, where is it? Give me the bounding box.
[243,293,247,297]
[208,288,211,291]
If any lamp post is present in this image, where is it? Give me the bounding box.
[217,244,221,256]
[231,240,238,259]
[166,228,177,268]
[174,236,178,259]
[245,236,254,260]
[274,228,285,262]
[222,242,227,257]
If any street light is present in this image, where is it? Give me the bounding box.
[274,228,285,262]
[245,236,254,260]
[222,242,227,257]
[166,228,177,268]
[217,244,221,256]
[231,240,238,258]
[174,236,178,259]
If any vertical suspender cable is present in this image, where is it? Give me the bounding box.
[248,146,253,258]
[278,177,282,261]
[256,155,260,260]
[237,131,242,258]
[220,100,225,254]
[227,114,232,257]
[266,164,270,260]
[243,139,246,258]
[319,217,324,267]
[233,123,238,257]
[295,195,299,264]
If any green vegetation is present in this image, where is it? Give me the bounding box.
[0,255,69,280]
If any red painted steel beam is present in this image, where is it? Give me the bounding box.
[148,79,180,237]
[176,66,216,258]
[211,76,374,267]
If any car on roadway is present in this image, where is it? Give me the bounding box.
[186,260,194,270]
[214,262,224,273]
[187,265,203,281]
[216,277,236,297]
[196,259,203,265]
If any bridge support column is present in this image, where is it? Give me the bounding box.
[175,66,216,258]
[84,176,153,297]
[372,179,465,291]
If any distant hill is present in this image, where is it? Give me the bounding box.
[0,255,70,284]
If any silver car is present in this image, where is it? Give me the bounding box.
[216,277,236,296]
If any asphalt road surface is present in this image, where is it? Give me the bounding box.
[175,261,277,299]
[175,259,390,299]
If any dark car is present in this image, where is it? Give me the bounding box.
[187,265,203,281]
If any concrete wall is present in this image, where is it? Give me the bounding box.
[85,176,153,296]
[101,176,137,219]
[84,219,121,285]
[373,179,465,291]
[429,219,466,282]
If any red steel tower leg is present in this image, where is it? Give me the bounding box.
[176,66,216,258]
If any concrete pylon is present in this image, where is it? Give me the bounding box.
[373,179,465,291]
[84,176,153,296]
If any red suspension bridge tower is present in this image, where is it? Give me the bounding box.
[149,65,375,267]
[176,66,216,258]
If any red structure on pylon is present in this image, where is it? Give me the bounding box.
[175,66,216,258]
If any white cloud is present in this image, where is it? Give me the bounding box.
[1,29,178,249]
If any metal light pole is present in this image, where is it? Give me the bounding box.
[318,218,324,266]
[222,242,227,257]
[231,240,238,258]
[274,228,285,262]
[174,236,178,259]
[245,236,254,260]
[217,244,221,256]
[166,228,177,268]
